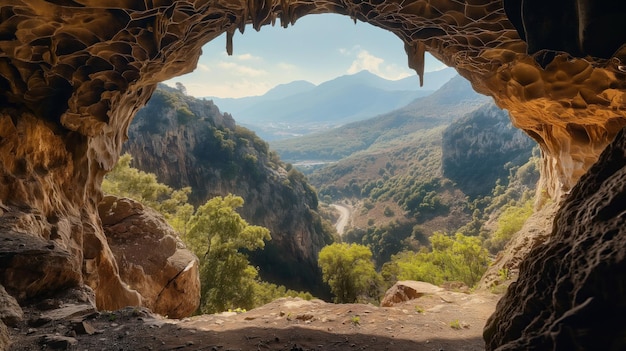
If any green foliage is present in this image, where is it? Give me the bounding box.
[383,232,489,288]
[383,206,394,217]
[104,156,318,313]
[484,199,534,254]
[351,316,361,326]
[250,281,314,306]
[344,221,418,268]
[186,194,271,314]
[318,243,381,303]
[177,106,195,125]
[102,153,192,227]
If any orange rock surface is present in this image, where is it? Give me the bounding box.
[0,2,625,349]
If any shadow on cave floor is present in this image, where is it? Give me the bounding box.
[136,325,485,351]
[9,293,497,351]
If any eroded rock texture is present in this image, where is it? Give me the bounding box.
[484,127,626,350]
[1,0,626,323]
[99,196,200,318]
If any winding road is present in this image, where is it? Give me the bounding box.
[330,204,351,236]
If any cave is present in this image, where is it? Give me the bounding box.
[1,0,626,349]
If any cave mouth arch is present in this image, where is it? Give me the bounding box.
[166,13,445,99]
[2,2,626,349]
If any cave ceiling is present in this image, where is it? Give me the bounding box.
[1,0,626,198]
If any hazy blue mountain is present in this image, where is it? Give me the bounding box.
[206,68,458,139]
[271,74,491,162]
[208,80,316,114]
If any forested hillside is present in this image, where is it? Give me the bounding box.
[121,84,335,297]
[442,104,536,198]
[282,78,538,270]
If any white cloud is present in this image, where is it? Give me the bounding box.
[236,53,262,61]
[347,50,384,75]
[196,63,211,72]
[217,61,268,77]
[345,49,413,80]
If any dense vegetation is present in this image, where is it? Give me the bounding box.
[125,84,335,298]
[103,154,313,314]
[109,76,544,306]
[277,85,540,299]
[381,232,489,288]
[318,243,381,303]
[441,104,536,198]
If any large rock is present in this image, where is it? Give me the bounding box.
[484,127,626,350]
[0,285,23,327]
[381,281,444,307]
[99,195,200,318]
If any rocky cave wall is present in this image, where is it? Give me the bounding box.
[1,0,626,348]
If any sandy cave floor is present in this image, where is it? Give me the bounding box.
[7,290,500,351]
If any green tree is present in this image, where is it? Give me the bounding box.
[384,232,489,287]
[318,243,381,303]
[102,153,192,228]
[186,195,271,314]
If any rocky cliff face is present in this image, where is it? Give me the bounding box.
[1,1,626,348]
[484,126,626,350]
[442,103,536,198]
[123,85,333,296]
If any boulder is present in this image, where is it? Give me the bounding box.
[381,281,444,307]
[99,195,200,318]
[0,284,23,327]
[0,226,81,304]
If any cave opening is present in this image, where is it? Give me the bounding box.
[2,2,626,350]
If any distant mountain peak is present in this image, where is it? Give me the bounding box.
[263,80,316,100]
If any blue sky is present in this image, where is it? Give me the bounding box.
[166,14,447,98]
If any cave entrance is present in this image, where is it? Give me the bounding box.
[165,13,445,98]
[163,13,448,140]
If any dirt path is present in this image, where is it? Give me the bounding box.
[9,290,500,351]
[330,204,351,235]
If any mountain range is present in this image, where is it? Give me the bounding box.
[270,74,491,163]
[206,67,458,140]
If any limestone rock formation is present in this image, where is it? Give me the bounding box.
[0,0,625,347]
[381,281,444,307]
[484,128,626,350]
[98,195,200,318]
[122,85,333,296]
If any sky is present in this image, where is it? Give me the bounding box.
[165,14,447,98]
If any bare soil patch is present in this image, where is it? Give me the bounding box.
[8,290,499,351]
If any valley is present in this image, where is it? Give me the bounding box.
[0,68,586,351]
[111,69,540,310]
[208,68,457,140]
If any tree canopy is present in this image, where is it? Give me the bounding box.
[318,243,381,303]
